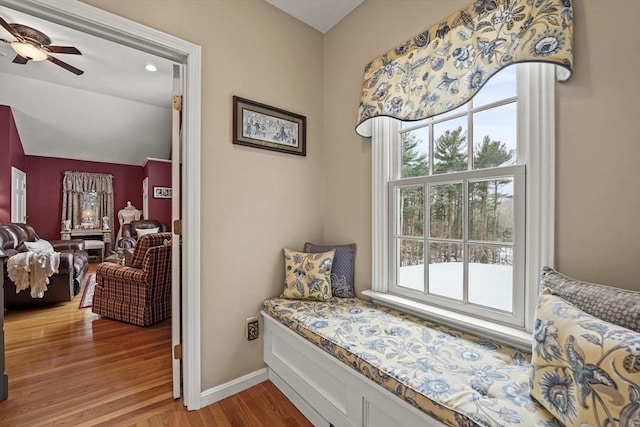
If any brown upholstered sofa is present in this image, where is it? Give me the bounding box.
[0,223,89,308]
[117,219,169,251]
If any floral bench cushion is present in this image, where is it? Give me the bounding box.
[263,297,559,427]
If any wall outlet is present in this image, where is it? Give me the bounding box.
[246,317,259,341]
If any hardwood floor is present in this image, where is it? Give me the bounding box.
[0,267,311,427]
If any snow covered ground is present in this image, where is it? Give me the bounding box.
[398,263,513,312]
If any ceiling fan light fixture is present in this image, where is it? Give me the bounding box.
[10,41,47,61]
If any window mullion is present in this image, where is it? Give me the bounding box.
[426,120,433,296]
[462,178,469,304]
[424,183,429,296]
[468,105,474,172]
[428,123,434,176]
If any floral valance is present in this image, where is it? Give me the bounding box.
[355,0,573,137]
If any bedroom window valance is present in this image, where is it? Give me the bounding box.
[355,0,573,137]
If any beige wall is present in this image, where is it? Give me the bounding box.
[324,0,640,292]
[554,1,639,291]
[81,0,639,394]
[82,0,325,389]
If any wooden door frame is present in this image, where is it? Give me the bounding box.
[0,0,203,410]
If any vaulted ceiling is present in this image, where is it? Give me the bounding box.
[0,5,175,166]
[0,0,363,166]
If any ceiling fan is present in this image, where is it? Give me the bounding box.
[0,16,83,75]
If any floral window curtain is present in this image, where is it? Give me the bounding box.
[61,171,114,241]
[355,0,573,136]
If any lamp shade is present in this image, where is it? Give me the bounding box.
[10,42,48,61]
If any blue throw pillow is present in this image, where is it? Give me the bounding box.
[304,242,356,298]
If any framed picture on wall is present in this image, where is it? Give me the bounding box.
[153,187,172,198]
[233,96,306,156]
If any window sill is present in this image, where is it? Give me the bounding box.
[362,290,533,352]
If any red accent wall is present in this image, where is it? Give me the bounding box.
[0,106,12,224]
[0,105,26,224]
[143,159,172,228]
[25,156,144,240]
[1,104,149,240]
[9,112,25,173]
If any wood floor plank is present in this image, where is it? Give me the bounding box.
[0,266,311,426]
[204,403,234,427]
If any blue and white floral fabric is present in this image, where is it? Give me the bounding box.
[264,297,559,426]
[530,290,640,427]
[282,248,334,301]
[355,0,573,137]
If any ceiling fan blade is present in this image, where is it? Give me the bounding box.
[12,54,28,64]
[47,55,84,75]
[0,16,23,41]
[46,45,81,55]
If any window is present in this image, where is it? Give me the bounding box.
[367,64,556,340]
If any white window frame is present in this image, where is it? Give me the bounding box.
[363,63,556,350]
[389,166,526,326]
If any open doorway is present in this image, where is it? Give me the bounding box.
[0,0,201,411]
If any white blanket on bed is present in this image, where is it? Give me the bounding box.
[7,251,60,298]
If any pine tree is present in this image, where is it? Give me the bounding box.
[474,135,513,169]
[430,126,467,250]
[398,129,515,266]
[434,126,467,174]
[470,136,514,263]
[401,132,428,178]
[399,132,428,266]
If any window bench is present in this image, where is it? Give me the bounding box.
[262,297,556,427]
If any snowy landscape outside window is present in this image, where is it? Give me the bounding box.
[371,63,557,331]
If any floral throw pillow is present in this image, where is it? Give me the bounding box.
[530,290,640,427]
[304,242,356,298]
[282,248,334,301]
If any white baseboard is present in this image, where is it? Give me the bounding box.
[199,368,269,408]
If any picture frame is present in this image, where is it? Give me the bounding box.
[153,187,172,198]
[233,96,306,156]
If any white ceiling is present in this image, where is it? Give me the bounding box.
[264,0,364,33]
[0,5,175,166]
[0,1,361,166]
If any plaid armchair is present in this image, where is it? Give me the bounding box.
[92,232,172,326]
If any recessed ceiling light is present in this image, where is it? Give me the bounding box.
[145,63,158,72]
